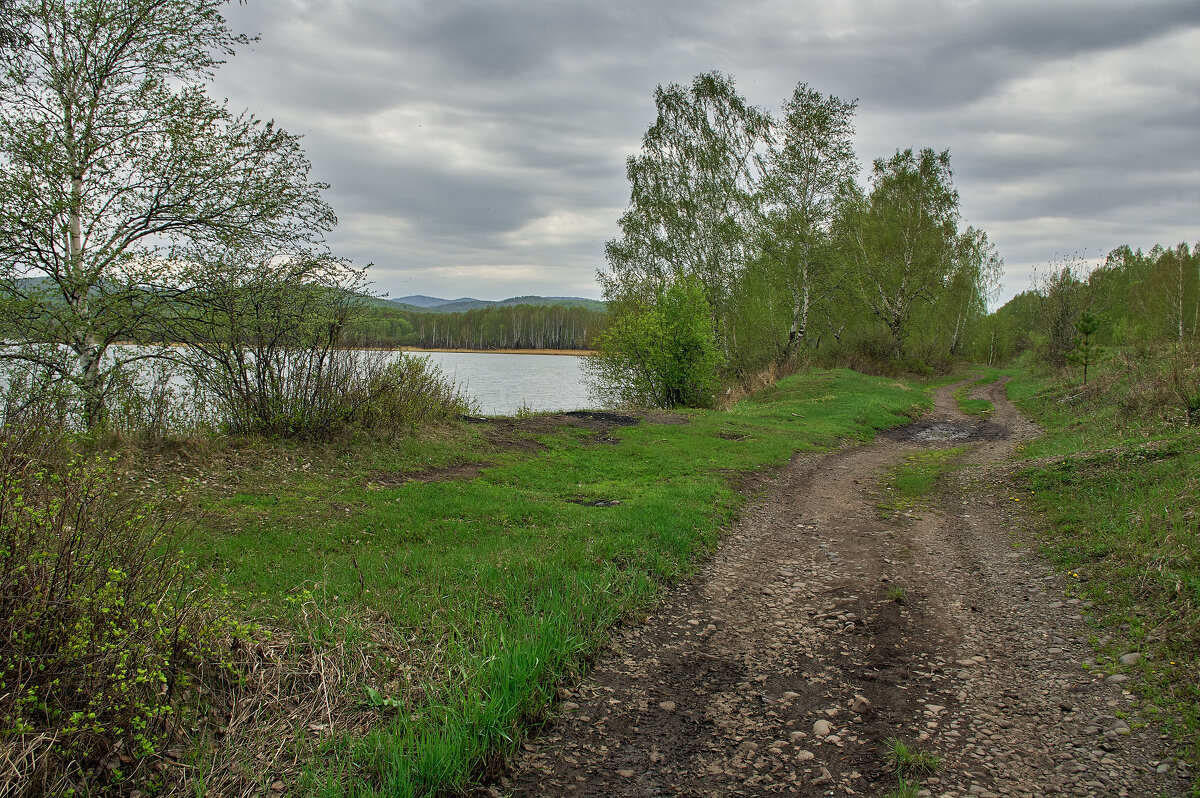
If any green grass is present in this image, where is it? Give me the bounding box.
[877,446,968,519]
[1006,358,1199,793]
[886,736,941,777]
[953,384,993,417]
[885,777,921,798]
[950,368,1011,416]
[174,368,929,796]
[918,372,966,398]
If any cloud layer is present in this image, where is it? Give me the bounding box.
[210,0,1200,304]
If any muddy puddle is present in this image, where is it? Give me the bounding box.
[889,419,1009,442]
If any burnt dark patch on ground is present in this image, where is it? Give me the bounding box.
[566,498,624,507]
[366,462,489,488]
[563,410,642,428]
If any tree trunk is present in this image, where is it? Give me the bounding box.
[1179,256,1185,345]
[890,314,905,360]
[1193,258,1199,339]
[78,346,105,429]
[785,265,810,363]
[950,296,968,355]
[69,174,107,429]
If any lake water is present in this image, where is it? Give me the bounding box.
[0,345,596,420]
[409,351,595,416]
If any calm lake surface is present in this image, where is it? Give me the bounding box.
[0,346,595,420]
[409,351,595,416]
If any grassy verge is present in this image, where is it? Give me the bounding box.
[165,368,929,796]
[1006,354,1199,790]
[877,446,968,520]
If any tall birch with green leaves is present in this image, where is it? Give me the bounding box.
[837,148,962,360]
[757,84,858,362]
[0,0,333,427]
[600,71,772,331]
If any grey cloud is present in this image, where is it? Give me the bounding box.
[319,154,540,240]
[207,0,1199,303]
[417,4,596,78]
[725,1,1200,112]
[966,168,1198,225]
[948,0,1200,58]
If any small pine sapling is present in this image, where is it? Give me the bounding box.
[1068,310,1101,385]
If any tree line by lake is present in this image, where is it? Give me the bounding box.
[588,72,1197,410]
[348,302,604,351]
[589,73,1004,408]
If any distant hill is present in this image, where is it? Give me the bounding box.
[356,294,406,309]
[389,295,606,313]
[392,294,460,308]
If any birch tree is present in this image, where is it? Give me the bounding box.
[600,71,772,326]
[593,71,771,403]
[839,148,961,360]
[943,225,1002,355]
[758,84,858,362]
[0,0,333,427]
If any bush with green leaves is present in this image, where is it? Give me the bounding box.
[586,276,725,409]
[348,351,479,433]
[172,248,475,439]
[0,413,247,796]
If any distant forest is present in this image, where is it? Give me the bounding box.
[341,238,1200,356]
[980,242,1198,365]
[388,295,606,314]
[347,302,605,350]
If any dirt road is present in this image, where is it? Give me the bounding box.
[495,381,1189,797]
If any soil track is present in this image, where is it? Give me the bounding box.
[493,380,1189,797]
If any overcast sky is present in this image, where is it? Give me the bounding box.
[210,0,1200,305]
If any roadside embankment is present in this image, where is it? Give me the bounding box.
[1004,361,1200,791]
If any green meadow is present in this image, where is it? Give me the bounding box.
[175,369,927,795]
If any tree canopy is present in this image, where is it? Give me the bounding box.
[0,0,334,427]
[601,71,772,325]
[591,74,1004,407]
[980,244,1198,366]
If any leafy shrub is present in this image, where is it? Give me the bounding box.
[827,328,901,376]
[0,358,74,431]
[194,346,476,439]
[100,358,224,443]
[1170,347,1200,426]
[586,275,724,409]
[0,413,245,796]
[348,351,478,433]
[172,250,474,439]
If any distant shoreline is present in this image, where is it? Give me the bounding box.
[105,342,595,356]
[402,347,596,356]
